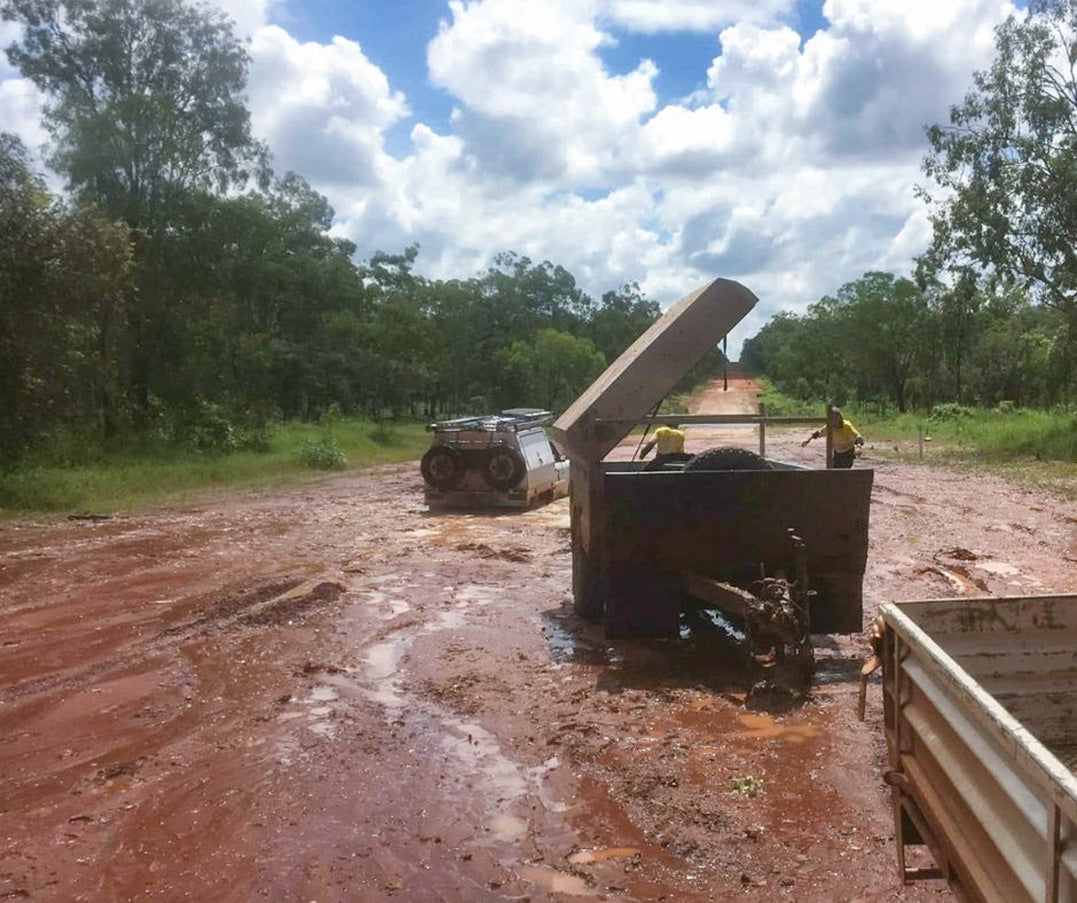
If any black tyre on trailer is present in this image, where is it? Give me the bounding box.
[683,446,772,471]
[482,444,526,490]
[421,445,462,488]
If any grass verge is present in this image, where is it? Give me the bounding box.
[0,420,430,516]
[753,378,1077,497]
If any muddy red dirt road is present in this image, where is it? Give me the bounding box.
[2,379,1075,903]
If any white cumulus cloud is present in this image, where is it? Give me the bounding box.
[603,0,793,33]
[247,26,409,189]
[427,0,657,185]
[0,0,1025,353]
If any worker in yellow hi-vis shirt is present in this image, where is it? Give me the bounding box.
[639,425,686,466]
[802,406,863,468]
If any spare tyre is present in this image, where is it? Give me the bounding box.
[421,445,462,488]
[482,444,526,490]
[683,446,772,471]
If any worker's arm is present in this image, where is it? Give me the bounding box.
[801,427,824,448]
[639,438,657,458]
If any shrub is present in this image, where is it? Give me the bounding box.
[929,403,976,422]
[299,436,347,470]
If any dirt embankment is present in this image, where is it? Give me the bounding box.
[2,379,1075,902]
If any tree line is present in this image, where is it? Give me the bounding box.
[0,0,663,465]
[746,0,1077,415]
[741,271,1070,412]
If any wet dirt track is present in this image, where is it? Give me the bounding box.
[2,384,1076,902]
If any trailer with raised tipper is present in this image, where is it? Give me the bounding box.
[552,278,872,647]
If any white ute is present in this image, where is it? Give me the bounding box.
[420,408,570,508]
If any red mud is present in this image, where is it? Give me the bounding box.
[2,378,1075,902]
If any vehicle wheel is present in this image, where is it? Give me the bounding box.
[482,444,526,490]
[421,446,461,488]
[683,446,772,471]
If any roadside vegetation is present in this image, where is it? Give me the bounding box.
[744,1,1077,487]
[0,420,429,514]
[757,378,1077,496]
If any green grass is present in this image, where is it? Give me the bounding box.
[754,379,819,417]
[0,420,430,516]
[753,378,1077,496]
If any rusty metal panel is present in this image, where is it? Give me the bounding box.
[552,278,757,461]
[881,595,1077,903]
[602,466,872,636]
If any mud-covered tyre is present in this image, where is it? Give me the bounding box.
[482,444,526,490]
[683,446,771,471]
[420,445,462,488]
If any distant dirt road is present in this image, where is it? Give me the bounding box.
[2,376,1074,902]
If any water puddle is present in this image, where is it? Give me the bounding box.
[977,560,1021,577]
[455,584,500,606]
[542,614,616,666]
[439,720,529,801]
[361,589,412,619]
[734,712,819,743]
[364,643,403,682]
[349,582,575,841]
[403,526,444,539]
[691,608,746,643]
[307,686,338,703]
[517,866,590,896]
[489,814,528,842]
[567,847,640,864]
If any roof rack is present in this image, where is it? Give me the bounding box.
[428,408,553,432]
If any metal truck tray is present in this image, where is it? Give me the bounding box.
[881,593,1077,903]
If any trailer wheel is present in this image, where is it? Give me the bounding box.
[482,444,526,490]
[420,445,462,488]
[683,446,772,471]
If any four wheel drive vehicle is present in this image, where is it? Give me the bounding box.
[420,409,570,508]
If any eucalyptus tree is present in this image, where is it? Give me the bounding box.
[2,0,266,418]
[0,133,132,459]
[921,0,1077,394]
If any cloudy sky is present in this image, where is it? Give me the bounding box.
[0,0,1019,353]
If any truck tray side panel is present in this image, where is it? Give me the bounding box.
[882,595,1077,903]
